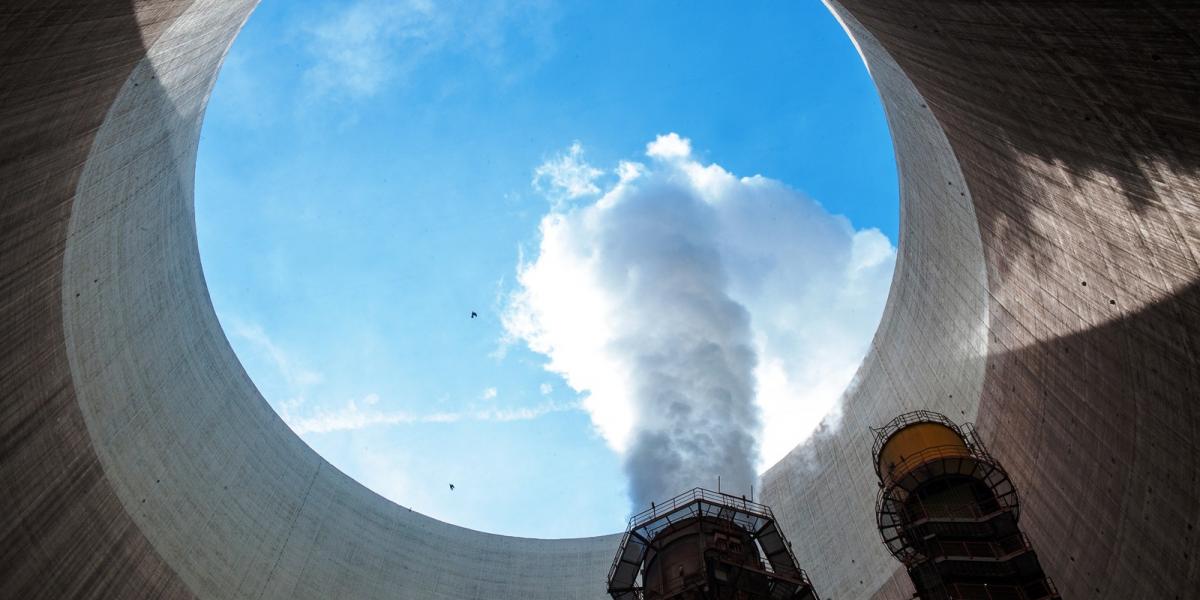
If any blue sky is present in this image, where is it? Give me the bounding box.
[195,0,897,538]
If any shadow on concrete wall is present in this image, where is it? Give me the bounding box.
[839,1,1200,261]
[0,2,194,598]
[979,279,1200,599]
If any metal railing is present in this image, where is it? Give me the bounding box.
[878,443,977,490]
[640,556,816,600]
[901,497,1009,523]
[874,424,1020,524]
[870,412,1005,477]
[939,576,1061,600]
[626,487,775,528]
[608,487,788,596]
[870,410,968,471]
[929,533,1033,562]
[605,529,636,586]
[876,474,1023,565]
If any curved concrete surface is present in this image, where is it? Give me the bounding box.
[2,1,1198,599]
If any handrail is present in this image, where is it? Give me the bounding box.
[870,410,968,466]
[961,423,1001,463]
[878,444,980,490]
[1038,577,1061,599]
[626,487,775,528]
[940,575,1060,600]
[869,412,1008,476]
[930,532,1032,561]
[609,487,800,599]
[605,529,634,585]
[646,557,815,598]
[900,496,1011,523]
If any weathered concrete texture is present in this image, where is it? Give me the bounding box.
[1,2,197,598]
[765,2,1200,599]
[2,1,1199,600]
[60,1,619,599]
[760,5,989,598]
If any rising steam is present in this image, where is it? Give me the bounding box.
[505,134,895,508]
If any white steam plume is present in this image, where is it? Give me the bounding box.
[504,134,895,508]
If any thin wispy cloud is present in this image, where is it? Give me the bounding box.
[226,319,569,435]
[227,319,323,389]
[303,0,558,99]
[281,395,579,435]
[532,141,605,206]
[504,134,895,503]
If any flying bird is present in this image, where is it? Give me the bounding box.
[449,483,455,491]
[470,311,477,319]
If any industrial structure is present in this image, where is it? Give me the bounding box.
[871,412,1059,599]
[607,489,819,600]
[2,1,1199,599]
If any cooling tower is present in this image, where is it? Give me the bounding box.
[2,1,1198,598]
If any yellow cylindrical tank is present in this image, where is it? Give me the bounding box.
[877,422,970,484]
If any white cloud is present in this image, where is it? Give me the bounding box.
[645,132,692,160]
[303,0,433,97]
[303,0,557,99]
[227,319,323,389]
[281,394,578,435]
[532,141,605,206]
[539,382,554,395]
[504,134,896,484]
[223,318,573,438]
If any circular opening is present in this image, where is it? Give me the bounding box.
[196,1,898,538]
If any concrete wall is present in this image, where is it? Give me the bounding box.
[2,1,1198,599]
[760,5,990,598]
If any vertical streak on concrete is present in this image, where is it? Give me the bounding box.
[258,463,322,600]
